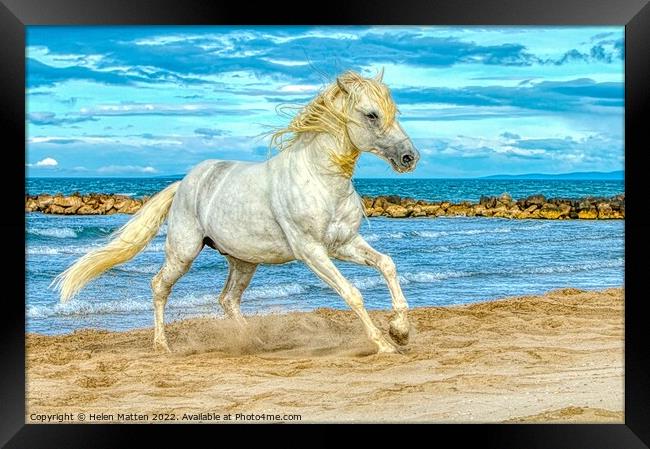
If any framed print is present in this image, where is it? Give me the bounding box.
[2,0,649,446]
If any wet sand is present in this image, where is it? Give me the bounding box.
[26,288,624,423]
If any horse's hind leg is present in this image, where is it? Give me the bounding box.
[219,256,257,328]
[151,224,203,353]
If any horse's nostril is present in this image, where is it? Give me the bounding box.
[401,154,414,165]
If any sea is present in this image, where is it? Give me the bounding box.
[26,178,625,335]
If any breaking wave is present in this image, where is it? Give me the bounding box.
[29,227,78,238]
[415,227,512,238]
[517,258,624,275]
[27,241,166,256]
[244,283,307,300]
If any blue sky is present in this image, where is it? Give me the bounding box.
[26,26,624,178]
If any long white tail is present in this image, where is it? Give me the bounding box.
[52,181,181,302]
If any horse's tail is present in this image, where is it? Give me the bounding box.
[52,181,181,302]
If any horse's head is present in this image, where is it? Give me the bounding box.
[271,70,419,177]
[336,71,419,174]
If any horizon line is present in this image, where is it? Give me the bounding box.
[26,170,625,180]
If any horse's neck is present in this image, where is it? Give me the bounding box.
[280,133,357,195]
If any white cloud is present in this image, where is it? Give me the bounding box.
[27,45,105,70]
[28,135,183,146]
[264,30,362,44]
[128,29,361,49]
[279,84,320,93]
[494,147,548,157]
[97,165,158,174]
[128,32,265,58]
[131,35,198,46]
[27,157,59,168]
[36,157,58,167]
[78,103,256,118]
[261,58,309,67]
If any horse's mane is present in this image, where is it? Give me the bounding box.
[270,71,397,177]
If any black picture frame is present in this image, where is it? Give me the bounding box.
[3,0,648,446]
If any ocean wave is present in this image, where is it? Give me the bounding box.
[27,245,98,256]
[28,222,167,242]
[348,271,477,290]
[29,227,78,238]
[114,264,162,275]
[26,257,622,320]
[518,258,624,275]
[168,293,222,309]
[398,260,623,282]
[412,227,512,238]
[26,286,309,320]
[401,271,476,283]
[27,297,153,318]
[361,227,514,242]
[28,225,120,240]
[367,223,565,242]
[519,223,552,231]
[28,292,223,319]
[363,233,380,243]
[244,283,306,300]
[27,241,166,256]
[350,275,384,290]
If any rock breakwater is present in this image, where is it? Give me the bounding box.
[25,192,624,219]
[362,192,624,219]
[25,193,146,215]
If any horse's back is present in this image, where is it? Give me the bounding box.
[171,159,293,263]
[170,159,238,217]
[181,159,244,191]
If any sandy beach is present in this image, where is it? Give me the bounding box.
[26,287,624,423]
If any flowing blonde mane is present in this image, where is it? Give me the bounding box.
[271,71,397,178]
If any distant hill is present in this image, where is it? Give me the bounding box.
[481,171,624,181]
[152,174,185,179]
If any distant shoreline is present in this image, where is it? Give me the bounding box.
[25,192,625,219]
[25,170,625,181]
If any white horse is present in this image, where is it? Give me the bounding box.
[54,70,420,354]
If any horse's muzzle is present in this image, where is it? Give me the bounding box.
[398,149,419,172]
[390,145,419,173]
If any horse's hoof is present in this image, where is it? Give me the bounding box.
[376,340,400,354]
[153,340,171,353]
[389,319,410,346]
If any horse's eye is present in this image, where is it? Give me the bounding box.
[365,112,379,121]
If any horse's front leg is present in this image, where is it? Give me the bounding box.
[334,235,411,346]
[297,243,398,354]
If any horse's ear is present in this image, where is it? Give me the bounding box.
[336,77,349,95]
[374,67,384,82]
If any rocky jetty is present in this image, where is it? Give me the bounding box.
[25,192,624,219]
[25,193,146,215]
[361,193,624,219]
